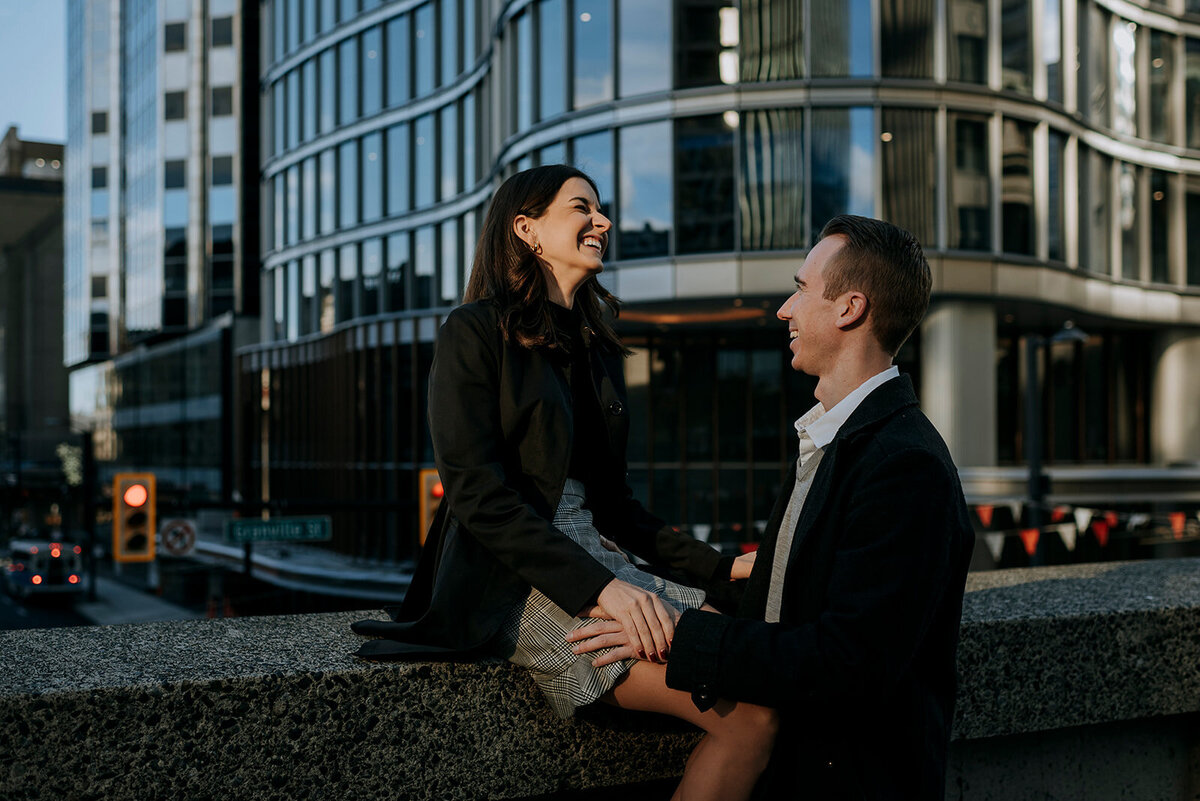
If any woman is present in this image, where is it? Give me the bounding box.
[353,165,775,800]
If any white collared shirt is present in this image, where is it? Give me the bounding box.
[764,365,900,622]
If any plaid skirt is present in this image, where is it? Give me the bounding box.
[494,478,707,718]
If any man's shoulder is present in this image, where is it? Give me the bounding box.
[850,405,958,477]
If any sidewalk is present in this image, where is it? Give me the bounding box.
[76,576,205,626]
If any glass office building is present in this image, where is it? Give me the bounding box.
[65,0,260,501]
[253,0,1200,561]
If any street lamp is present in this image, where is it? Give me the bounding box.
[1023,320,1090,564]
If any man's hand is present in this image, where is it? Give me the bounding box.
[590,579,680,662]
[731,550,757,580]
[566,619,643,667]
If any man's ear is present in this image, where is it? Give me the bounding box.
[835,292,868,330]
[512,215,537,248]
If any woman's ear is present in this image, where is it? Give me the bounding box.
[512,215,537,249]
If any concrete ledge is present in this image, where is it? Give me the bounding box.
[2,559,1200,800]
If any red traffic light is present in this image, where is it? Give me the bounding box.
[123,483,149,508]
[432,482,444,499]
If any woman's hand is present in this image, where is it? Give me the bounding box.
[730,550,757,580]
[598,535,630,562]
[588,578,679,662]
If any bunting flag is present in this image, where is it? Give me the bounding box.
[1006,501,1023,525]
[1019,528,1040,557]
[1093,520,1110,547]
[976,505,994,528]
[1051,506,1069,523]
[1170,512,1187,539]
[1058,523,1077,552]
[1127,513,1151,529]
[1073,508,1094,535]
[1104,511,1119,527]
[983,533,1005,562]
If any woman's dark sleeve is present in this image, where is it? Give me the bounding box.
[429,307,615,616]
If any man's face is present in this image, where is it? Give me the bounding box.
[776,236,845,375]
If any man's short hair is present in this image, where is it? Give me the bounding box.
[818,215,932,356]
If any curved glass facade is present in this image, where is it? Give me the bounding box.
[254,0,1200,561]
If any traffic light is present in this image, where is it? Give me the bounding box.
[418,468,444,546]
[113,473,156,563]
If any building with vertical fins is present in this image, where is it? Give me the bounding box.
[177,0,1200,566]
[65,0,260,504]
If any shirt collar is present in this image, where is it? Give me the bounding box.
[794,366,900,460]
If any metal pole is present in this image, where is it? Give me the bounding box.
[82,432,98,602]
[1024,335,1044,564]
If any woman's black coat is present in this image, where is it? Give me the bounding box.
[353,300,726,658]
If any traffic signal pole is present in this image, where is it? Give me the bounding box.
[82,433,97,602]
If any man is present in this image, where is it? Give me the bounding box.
[571,215,975,799]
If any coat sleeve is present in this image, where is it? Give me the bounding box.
[664,446,966,708]
[430,307,615,616]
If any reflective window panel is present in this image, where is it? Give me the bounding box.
[363,131,383,223]
[1149,30,1174,144]
[811,0,873,77]
[881,0,933,79]
[339,139,359,228]
[811,108,876,240]
[676,0,726,88]
[740,0,803,82]
[1000,118,1034,256]
[440,104,458,201]
[1186,39,1200,148]
[319,48,336,134]
[1079,146,1111,275]
[414,114,435,208]
[619,121,673,259]
[948,0,987,84]
[1000,0,1031,93]
[1048,130,1065,261]
[1150,170,1170,284]
[1118,162,1139,280]
[415,3,434,97]
[1044,0,1063,102]
[363,26,382,117]
[574,0,613,107]
[441,0,459,85]
[339,36,359,125]
[441,218,459,305]
[1188,191,1200,285]
[387,15,411,107]
[517,11,534,131]
[619,0,670,96]
[572,128,614,212]
[675,114,735,253]
[947,113,990,251]
[387,123,410,216]
[741,108,804,251]
[881,108,935,249]
[319,148,336,234]
[386,231,409,310]
[538,0,565,119]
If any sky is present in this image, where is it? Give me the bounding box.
[0,0,67,143]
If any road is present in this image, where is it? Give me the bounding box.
[0,589,90,629]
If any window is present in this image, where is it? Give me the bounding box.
[339,36,359,125]
[575,0,613,107]
[1000,119,1034,255]
[386,15,410,107]
[1079,146,1111,275]
[1048,130,1065,261]
[91,276,107,299]
[165,22,186,52]
[572,129,614,210]
[812,0,873,77]
[675,116,734,253]
[164,160,185,189]
[742,108,806,250]
[741,0,803,82]
[338,243,358,322]
[164,91,186,120]
[516,11,533,131]
[414,114,434,208]
[386,232,409,310]
[387,123,410,216]
[362,238,382,316]
[881,0,932,78]
[948,113,990,250]
[1045,0,1063,102]
[1082,6,1110,126]
[538,0,565,119]
[212,155,233,185]
[302,60,316,141]
[441,0,459,84]
[302,157,317,240]
[92,166,108,189]
[1188,190,1200,285]
[92,111,108,134]
[1150,171,1170,283]
[319,149,336,234]
[812,108,876,239]
[1118,162,1139,280]
[621,121,673,258]
[363,132,382,222]
[319,48,336,134]
[339,140,359,228]
[440,104,458,200]
[619,0,669,96]
[881,108,936,248]
[415,3,434,97]
[212,16,233,46]
[948,0,986,83]
[362,27,382,116]
[441,218,459,305]
[1000,0,1031,93]
[211,86,233,116]
[1149,31,1174,144]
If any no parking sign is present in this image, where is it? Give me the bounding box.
[160,519,197,557]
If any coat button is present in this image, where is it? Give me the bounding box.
[608,401,625,416]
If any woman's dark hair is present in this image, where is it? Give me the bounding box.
[463,164,628,353]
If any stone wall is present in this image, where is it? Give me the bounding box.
[3,559,1199,800]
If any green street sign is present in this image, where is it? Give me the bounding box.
[224,516,332,544]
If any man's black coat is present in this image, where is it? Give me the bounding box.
[353,300,726,658]
[665,375,974,800]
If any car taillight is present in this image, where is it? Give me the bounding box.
[73,546,82,555]
[31,575,43,585]
[51,548,61,558]
[69,575,80,584]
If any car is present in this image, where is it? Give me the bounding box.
[3,539,87,600]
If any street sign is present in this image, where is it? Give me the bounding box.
[224,516,332,545]
[160,518,197,557]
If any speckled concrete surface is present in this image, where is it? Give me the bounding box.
[1,559,1198,800]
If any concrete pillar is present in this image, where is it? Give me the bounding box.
[920,302,997,468]
[1150,331,1200,466]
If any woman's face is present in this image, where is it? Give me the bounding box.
[522,177,612,282]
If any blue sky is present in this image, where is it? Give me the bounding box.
[0,0,66,142]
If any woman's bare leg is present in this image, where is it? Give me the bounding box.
[602,660,777,801]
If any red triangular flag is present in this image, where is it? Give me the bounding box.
[1104,511,1119,527]
[1051,506,1068,523]
[1019,528,1040,556]
[1170,512,1186,539]
[976,505,994,527]
[1093,520,1110,547]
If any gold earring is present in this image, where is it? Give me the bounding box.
[531,242,543,255]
